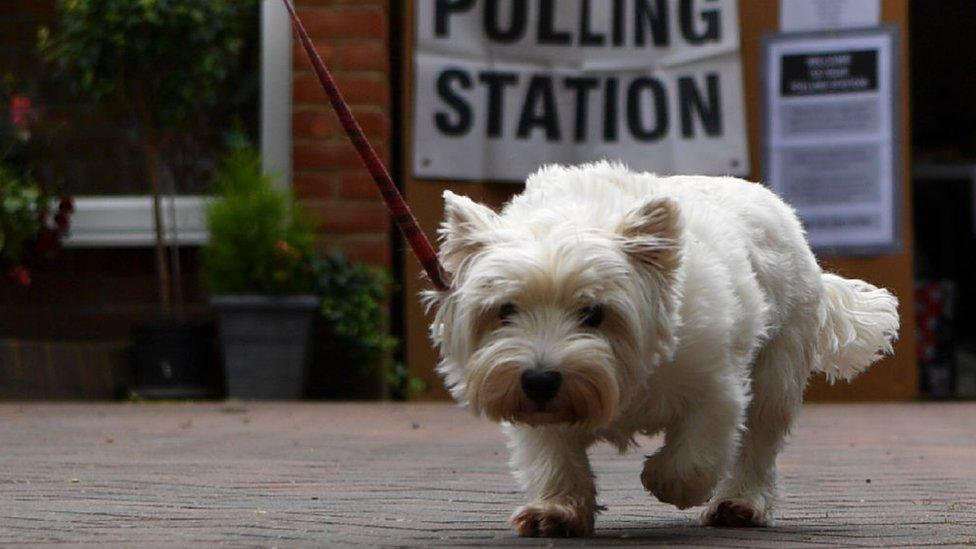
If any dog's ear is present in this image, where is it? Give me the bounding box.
[439,190,501,277]
[618,197,682,275]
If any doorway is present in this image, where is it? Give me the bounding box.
[910,0,976,398]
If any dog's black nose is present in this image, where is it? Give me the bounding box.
[520,369,562,406]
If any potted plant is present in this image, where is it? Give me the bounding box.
[202,144,319,399]
[307,253,401,399]
[1,84,73,287]
[39,0,255,398]
[0,166,73,287]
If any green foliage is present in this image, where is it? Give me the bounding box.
[1,74,33,178]
[386,361,428,399]
[38,0,256,127]
[202,145,315,295]
[202,146,401,380]
[310,253,398,373]
[0,166,44,267]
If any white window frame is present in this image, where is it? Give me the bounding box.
[64,0,292,247]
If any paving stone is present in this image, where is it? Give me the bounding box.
[0,402,973,546]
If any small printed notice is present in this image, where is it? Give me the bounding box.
[780,0,880,33]
[763,28,900,254]
[412,0,749,182]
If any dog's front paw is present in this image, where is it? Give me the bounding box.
[509,500,594,537]
[641,452,717,509]
[702,498,770,527]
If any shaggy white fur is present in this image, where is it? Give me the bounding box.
[424,162,899,537]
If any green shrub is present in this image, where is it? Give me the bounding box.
[202,145,314,294]
[202,145,404,387]
[39,0,258,312]
[0,166,44,268]
[38,0,255,127]
[310,253,397,372]
[0,165,74,286]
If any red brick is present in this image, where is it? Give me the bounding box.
[315,236,391,267]
[297,0,387,6]
[2,272,98,308]
[304,201,391,234]
[292,40,335,69]
[336,73,388,105]
[293,110,334,140]
[293,71,328,104]
[292,38,391,73]
[294,108,388,142]
[297,7,387,40]
[294,72,388,106]
[340,237,391,267]
[96,276,163,305]
[334,41,389,71]
[352,109,391,140]
[337,171,382,200]
[305,0,388,5]
[287,0,393,271]
[294,141,385,171]
[293,143,329,171]
[293,172,336,201]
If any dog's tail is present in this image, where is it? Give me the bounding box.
[812,273,900,383]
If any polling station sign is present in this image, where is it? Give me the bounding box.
[412,0,749,182]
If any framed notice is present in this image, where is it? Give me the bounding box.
[412,0,749,182]
[779,0,880,33]
[763,28,901,255]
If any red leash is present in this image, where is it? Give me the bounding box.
[282,0,448,291]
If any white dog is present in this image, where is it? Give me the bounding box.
[424,162,899,537]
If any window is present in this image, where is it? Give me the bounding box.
[0,0,291,246]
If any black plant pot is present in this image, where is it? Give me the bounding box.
[307,317,387,400]
[211,294,319,399]
[131,321,222,399]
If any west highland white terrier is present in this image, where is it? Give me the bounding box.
[424,162,899,537]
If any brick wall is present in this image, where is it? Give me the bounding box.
[0,0,397,398]
[0,249,208,341]
[1,1,208,355]
[1,0,234,196]
[291,0,393,269]
[0,248,208,399]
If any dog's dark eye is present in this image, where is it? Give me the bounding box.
[499,303,518,324]
[581,305,604,328]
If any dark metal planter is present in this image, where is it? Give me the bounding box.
[306,318,387,400]
[211,295,319,400]
[131,321,221,399]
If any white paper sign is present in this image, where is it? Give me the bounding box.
[780,0,880,33]
[764,29,900,254]
[413,0,749,182]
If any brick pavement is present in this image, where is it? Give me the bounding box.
[1,402,974,547]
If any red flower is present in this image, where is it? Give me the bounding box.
[9,95,31,128]
[274,239,299,259]
[7,265,31,287]
[54,212,69,231]
[34,228,62,257]
[58,196,75,213]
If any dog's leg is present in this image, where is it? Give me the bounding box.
[703,327,808,527]
[641,375,746,510]
[505,425,596,537]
